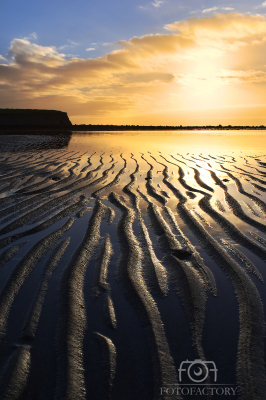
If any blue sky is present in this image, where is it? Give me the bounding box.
[2,1,266,125]
[1,0,263,59]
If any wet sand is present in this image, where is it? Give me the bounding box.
[0,131,265,399]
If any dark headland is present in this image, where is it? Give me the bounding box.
[0,109,72,134]
[0,108,265,133]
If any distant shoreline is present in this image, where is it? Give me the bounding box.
[72,124,266,131]
[0,124,266,134]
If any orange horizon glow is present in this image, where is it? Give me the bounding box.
[1,12,266,126]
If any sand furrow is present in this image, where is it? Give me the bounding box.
[0,161,58,185]
[92,234,113,298]
[104,293,117,330]
[0,218,74,345]
[243,172,266,185]
[250,182,266,192]
[14,175,38,189]
[149,157,216,294]
[163,205,217,295]
[23,154,106,196]
[56,200,109,400]
[139,193,212,360]
[108,191,179,400]
[199,155,210,161]
[76,206,88,218]
[0,243,26,270]
[208,169,266,229]
[224,191,266,233]
[198,194,266,261]
[191,168,214,192]
[176,198,266,400]
[0,195,87,239]
[91,154,126,198]
[139,216,169,297]
[122,158,168,296]
[159,155,207,195]
[147,201,190,257]
[0,345,31,400]
[0,197,54,226]
[220,239,263,281]
[244,202,263,217]
[46,162,116,196]
[80,151,96,172]
[94,332,116,399]
[165,254,207,359]
[226,171,266,214]
[0,161,114,218]
[141,155,167,205]
[21,237,71,340]
[20,164,82,195]
[248,232,266,247]
[215,199,226,212]
[122,154,139,208]
[15,164,70,194]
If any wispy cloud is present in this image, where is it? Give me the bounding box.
[22,32,37,41]
[0,55,7,65]
[255,1,266,9]
[152,0,164,8]
[202,7,218,13]
[139,1,164,10]
[59,39,79,50]
[28,32,37,40]
[68,40,78,46]
[86,48,95,51]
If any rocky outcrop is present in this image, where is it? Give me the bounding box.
[0,109,72,127]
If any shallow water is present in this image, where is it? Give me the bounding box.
[0,131,265,400]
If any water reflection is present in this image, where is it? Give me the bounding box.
[0,132,71,152]
[70,130,266,155]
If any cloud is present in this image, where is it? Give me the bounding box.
[255,1,266,9]
[6,38,66,67]
[152,0,164,7]
[202,6,234,13]
[2,13,266,123]
[59,39,79,50]
[68,40,78,46]
[25,32,37,40]
[202,7,218,13]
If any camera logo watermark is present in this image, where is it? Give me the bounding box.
[179,359,218,383]
[160,359,237,397]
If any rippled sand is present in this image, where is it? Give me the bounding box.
[0,132,266,400]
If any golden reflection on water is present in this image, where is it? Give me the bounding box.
[70,130,266,155]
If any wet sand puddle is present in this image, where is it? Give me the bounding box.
[0,133,265,399]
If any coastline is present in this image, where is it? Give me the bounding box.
[0,124,266,135]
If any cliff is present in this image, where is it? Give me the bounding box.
[0,109,72,127]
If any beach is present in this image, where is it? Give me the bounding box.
[0,130,265,399]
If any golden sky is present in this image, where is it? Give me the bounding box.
[1,12,266,125]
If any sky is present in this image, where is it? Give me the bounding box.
[1,1,266,125]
